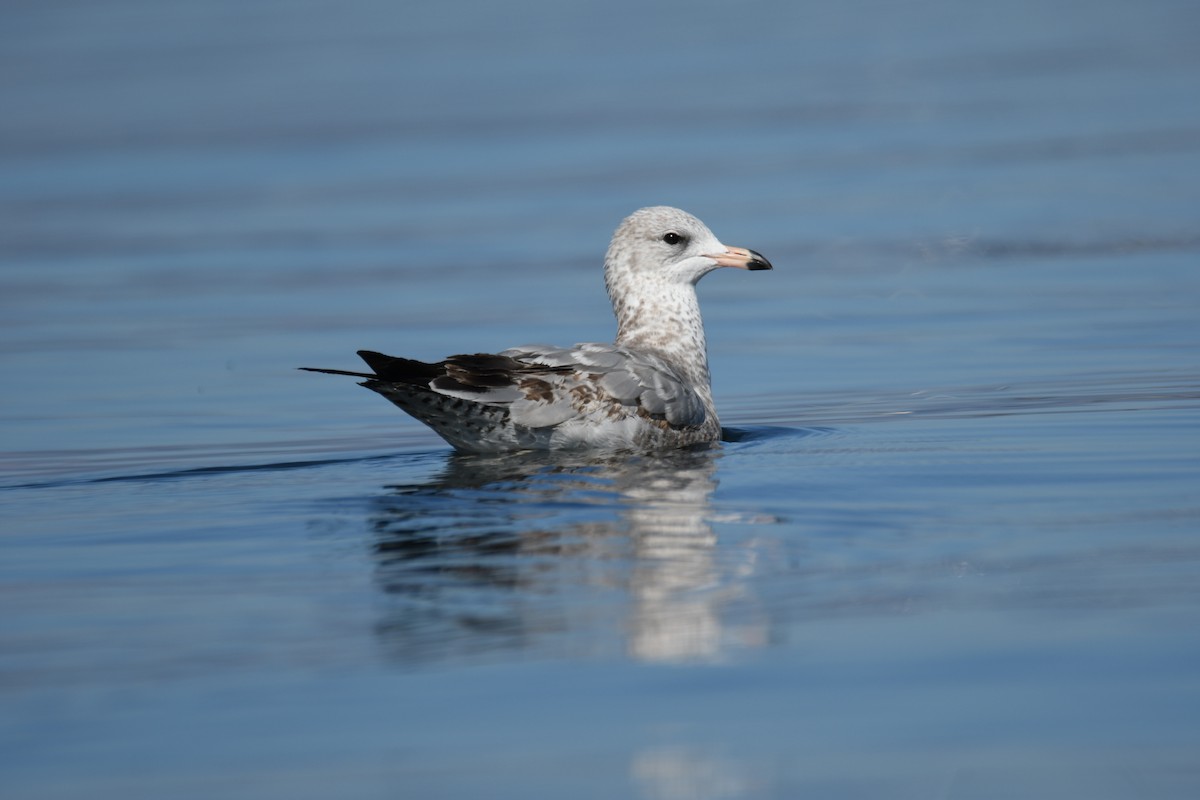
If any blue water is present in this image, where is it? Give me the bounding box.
[3,1,1200,797]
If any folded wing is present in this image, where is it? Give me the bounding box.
[338,344,707,432]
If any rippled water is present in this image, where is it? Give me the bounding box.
[3,1,1200,797]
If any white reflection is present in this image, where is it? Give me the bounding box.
[622,465,722,662]
[631,746,755,800]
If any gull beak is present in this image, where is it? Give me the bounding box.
[707,246,773,271]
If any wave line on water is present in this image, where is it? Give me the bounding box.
[0,452,411,492]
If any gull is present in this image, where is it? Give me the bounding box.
[302,206,772,452]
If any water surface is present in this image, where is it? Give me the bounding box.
[3,1,1199,797]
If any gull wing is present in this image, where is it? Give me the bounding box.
[502,343,708,429]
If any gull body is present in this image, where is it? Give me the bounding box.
[303,206,772,452]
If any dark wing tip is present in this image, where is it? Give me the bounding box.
[299,366,375,378]
[357,350,440,383]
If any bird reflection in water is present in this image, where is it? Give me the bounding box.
[368,446,767,666]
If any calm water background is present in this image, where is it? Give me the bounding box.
[3,1,1199,797]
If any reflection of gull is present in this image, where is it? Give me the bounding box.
[621,459,722,662]
[303,207,771,451]
[366,449,767,665]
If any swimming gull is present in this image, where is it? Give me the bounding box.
[302,206,772,452]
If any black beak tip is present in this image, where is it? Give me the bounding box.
[747,249,773,271]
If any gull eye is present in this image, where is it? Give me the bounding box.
[662,232,684,245]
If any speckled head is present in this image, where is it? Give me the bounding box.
[604,206,772,294]
[603,206,772,362]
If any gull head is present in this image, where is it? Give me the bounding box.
[604,206,773,355]
[604,206,772,297]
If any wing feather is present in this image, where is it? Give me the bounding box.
[504,343,708,429]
